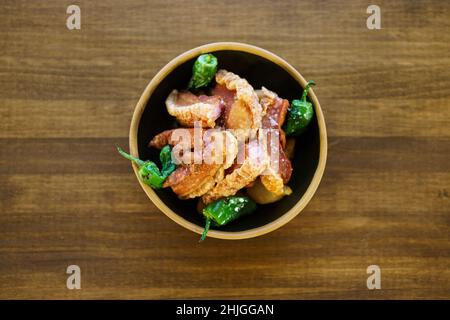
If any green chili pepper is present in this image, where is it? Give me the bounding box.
[284,80,316,136]
[200,196,257,241]
[188,53,218,89]
[117,145,176,189]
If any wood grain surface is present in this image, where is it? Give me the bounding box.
[0,0,449,299]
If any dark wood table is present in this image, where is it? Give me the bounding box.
[1,0,449,299]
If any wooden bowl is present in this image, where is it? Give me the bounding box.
[129,42,327,240]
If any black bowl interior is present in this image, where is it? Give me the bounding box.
[137,50,320,232]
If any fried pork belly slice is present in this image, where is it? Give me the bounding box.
[163,164,223,199]
[259,87,289,148]
[260,148,292,195]
[211,84,235,127]
[162,131,238,199]
[259,87,292,195]
[202,139,269,204]
[279,149,292,183]
[165,90,223,128]
[149,128,199,149]
[214,70,263,133]
[202,130,239,170]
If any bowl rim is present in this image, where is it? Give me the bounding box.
[129,42,327,240]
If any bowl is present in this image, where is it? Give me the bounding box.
[129,42,327,240]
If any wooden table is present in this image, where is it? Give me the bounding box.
[1,0,449,299]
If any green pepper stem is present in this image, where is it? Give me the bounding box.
[301,80,316,101]
[117,146,145,167]
[199,218,211,242]
[203,54,212,63]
